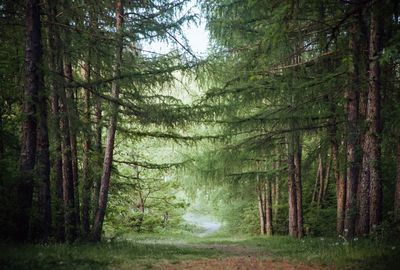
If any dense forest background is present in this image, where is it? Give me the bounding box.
[1,0,400,248]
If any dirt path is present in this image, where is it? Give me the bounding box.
[150,243,333,270]
[153,256,330,270]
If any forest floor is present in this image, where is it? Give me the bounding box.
[1,231,399,269]
[140,241,331,270]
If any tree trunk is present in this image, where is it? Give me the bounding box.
[265,180,273,236]
[47,0,64,241]
[337,172,346,235]
[316,154,323,205]
[287,135,298,237]
[81,61,92,236]
[91,0,123,242]
[16,0,42,242]
[60,60,77,242]
[367,8,383,231]
[294,132,303,237]
[312,153,322,203]
[317,157,324,206]
[395,128,400,223]
[137,176,145,233]
[37,72,51,241]
[344,23,360,238]
[92,97,102,223]
[257,185,266,235]
[274,158,279,218]
[322,157,331,201]
[66,83,81,230]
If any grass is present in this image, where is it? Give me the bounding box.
[1,232,399,269]
[0,239,224,270]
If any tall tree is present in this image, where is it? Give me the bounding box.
[16,0,43,242]
[36,61,51,241]
[367,4,383,230]
[91,0,124,242]
[344,22,361,239]
[81,61,92,236]
[46,0,65,241]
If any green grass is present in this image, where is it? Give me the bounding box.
[0,239,224,270]
[1,232,399,269]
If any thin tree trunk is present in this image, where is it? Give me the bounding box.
[344,23,360,238]
[90,8,102,226]
[274,158,279,218]
[317,154,324,206]
[16,0,42,242]
[294,132,303,237]
[265,180,273,236]
[312,153,322,203]
[257,185,266,235]
[91,0,123,242]
[60,61,77,242]
[287,135,298,237]
[367,7,383,231]
[137,172,144,233]
[322,157,331,200]
[81,61,92,236]
[47,0,64,241]
[395,128,400,223]
[317,159,324,206]
[66,83,81,230]
[37,72,51,241]
[92,96,102,223]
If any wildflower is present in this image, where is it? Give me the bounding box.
[344,228,348,232]
[335,242,339,246]
[354,238,358,241]
[107,239,111,243]
[392,246,396,250]
[320,237,324,241]
[301,240,305,243]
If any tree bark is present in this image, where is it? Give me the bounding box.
[265,180,273,236]
[36,70,51,241]
[294,132,303,237]
[81,61,92,236]
[91,0,123,242]
[60,59,77,242]
[65,83,81,230]
[395,128,400,223]
[344,23,360,238]
[287,136,298,237]
[92,97,102,223]
[312,153,322,203]
[16,0,42,242]
[322,157,331,201]
[274,158,280,218]
[137,171,145,233]
[257,185,266,235]
[47,0,64,241]
[367,7,383,231]
[328,94,345,235]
